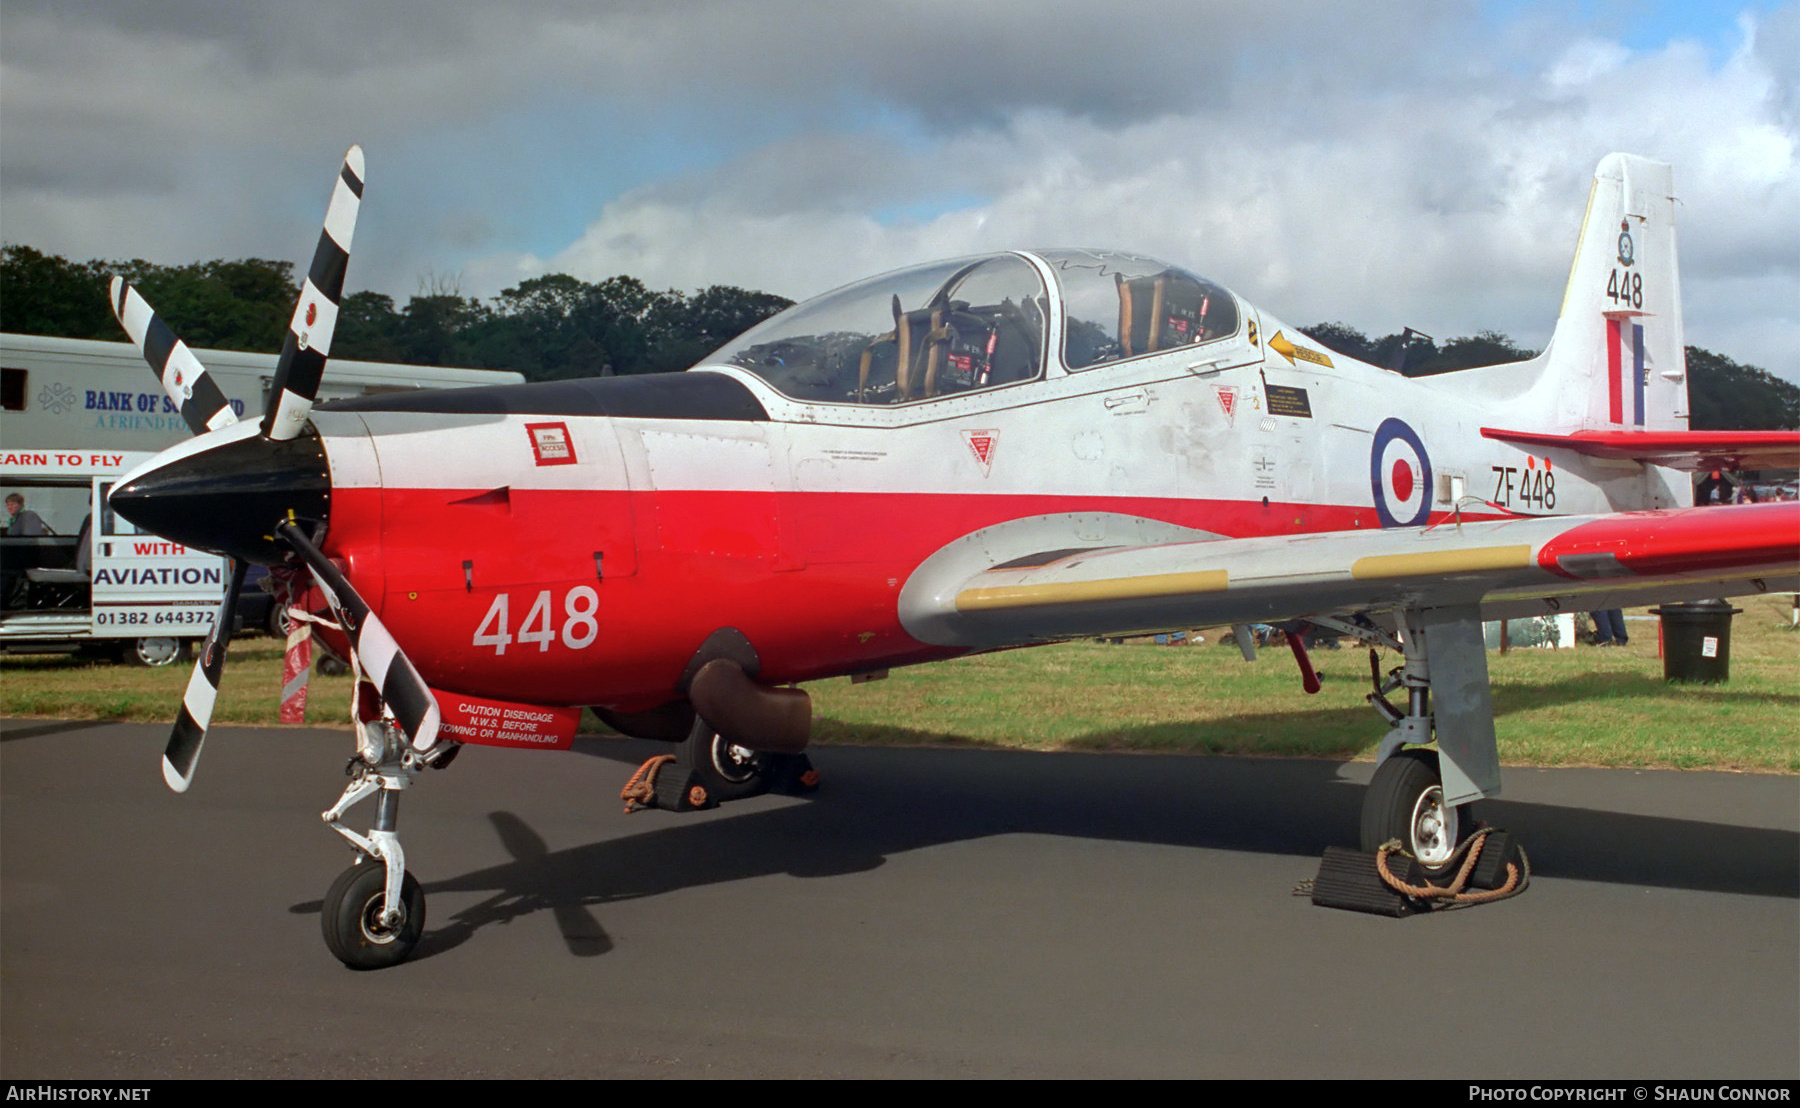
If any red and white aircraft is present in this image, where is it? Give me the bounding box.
[109,148,1799,967]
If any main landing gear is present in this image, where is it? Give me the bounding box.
[319,715,458,969]
[622,715,820,813]
[1307,607,1520,902]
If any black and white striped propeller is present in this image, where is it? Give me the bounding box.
[278,521,440,751]
[163,559,247,791]
[108,282,239,436]
[107,146,440,791]
[264,145,364,441]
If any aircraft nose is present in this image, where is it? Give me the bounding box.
[110,424,331,564]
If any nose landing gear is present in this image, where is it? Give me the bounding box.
[319,716,457,969]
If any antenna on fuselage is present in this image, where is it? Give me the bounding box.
[1386,328,1433,375]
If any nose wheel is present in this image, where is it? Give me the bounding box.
[322,859,425,970]
[318,718,455,969]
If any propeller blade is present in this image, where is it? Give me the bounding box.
[163,559,249,792]
[109,278,239,436]
[263,145,364,442]
[275,521,440,751]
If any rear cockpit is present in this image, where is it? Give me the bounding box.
[1040,250,1240,370]
[707,250,1242,406]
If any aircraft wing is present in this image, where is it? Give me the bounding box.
[906,502,1800,646]
[1480,428,1800,472]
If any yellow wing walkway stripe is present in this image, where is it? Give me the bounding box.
[955,545,1534,611]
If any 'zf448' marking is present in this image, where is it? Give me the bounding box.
[474,587,599,654]
[1492,465,1555,510]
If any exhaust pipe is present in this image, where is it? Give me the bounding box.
[687,658,810,754]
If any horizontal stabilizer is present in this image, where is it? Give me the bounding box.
[1481,427,1800,472]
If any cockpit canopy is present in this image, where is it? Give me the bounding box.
[1039,250,1241,369]
[707,250,1240,406]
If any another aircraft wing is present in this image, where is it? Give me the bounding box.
[1480,428,1800,472]
[904,502,1800,647]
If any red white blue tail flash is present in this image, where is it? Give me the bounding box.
[1606,317,1646,426]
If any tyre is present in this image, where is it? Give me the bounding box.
[266,602,292,640]
[1360,749,1468,875]
[125,637,190,668]
[317,654,348,676]
[682,718,772,803]
[321,859,425,970]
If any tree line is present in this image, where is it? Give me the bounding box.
[2,244,1793,430]
[1295,320,1797,431]
[0,246,793,380]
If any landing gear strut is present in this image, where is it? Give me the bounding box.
[1307,609,1528,914]
[319,715,456,969]
[1311,608,1500,870]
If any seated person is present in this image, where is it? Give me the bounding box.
[5,493,49,536]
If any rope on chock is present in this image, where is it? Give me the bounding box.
[1375,827,1530,907]
[620,754,676,814]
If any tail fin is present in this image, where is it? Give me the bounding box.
[1538,153,1687,432]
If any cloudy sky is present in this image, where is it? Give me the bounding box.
[3,1,1796,380]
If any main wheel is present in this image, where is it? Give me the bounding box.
[682,718,772,803]
[322,859,425,970]
[1361,749,1468,875]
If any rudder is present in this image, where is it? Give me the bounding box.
[1538,154,1687,432]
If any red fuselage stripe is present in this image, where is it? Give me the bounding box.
[328,486,1420,706]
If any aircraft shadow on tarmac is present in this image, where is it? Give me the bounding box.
[288,738,1797,964]
[0,719,112,743]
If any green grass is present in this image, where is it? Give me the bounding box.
[4,594,1796,771]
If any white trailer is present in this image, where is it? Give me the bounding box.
[0,334,524,661]
[0,332,523,454]
[1,448,231,663]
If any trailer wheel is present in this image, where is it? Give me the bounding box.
[125,637,190,668]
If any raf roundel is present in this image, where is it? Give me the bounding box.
[1370,417,1432,528]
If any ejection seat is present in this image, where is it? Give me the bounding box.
[1115,270,1213,357]
[857,295,952,402]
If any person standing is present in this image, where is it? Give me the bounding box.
[1695,469,1735,506]
[1590,608,1628,646]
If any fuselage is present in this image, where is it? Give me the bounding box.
[285,250,1684,711]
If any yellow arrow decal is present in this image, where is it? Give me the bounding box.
[1269,331,1334,368]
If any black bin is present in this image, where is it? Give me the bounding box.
[1650,600,1742,683]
